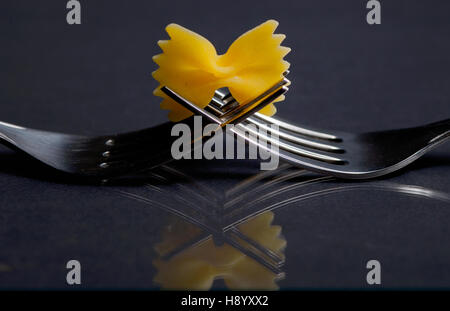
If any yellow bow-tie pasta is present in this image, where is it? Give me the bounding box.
[153,212,286,290]
[153,20,290,122]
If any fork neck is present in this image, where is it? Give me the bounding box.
[423,119,450,144]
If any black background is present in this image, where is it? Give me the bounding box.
[0,0,449,289]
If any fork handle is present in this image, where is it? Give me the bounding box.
[0,121,23,146]
[104,116,220,177]
[0,121,34,154]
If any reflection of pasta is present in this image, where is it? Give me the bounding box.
[0,263,11,272]
[153,20,291,122]
[153,212,286,290]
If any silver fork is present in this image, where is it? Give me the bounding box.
[205,90,449,179]
[235,113,449,179]
[0,78,289,179]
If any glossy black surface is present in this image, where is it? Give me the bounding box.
[0,0,449,289]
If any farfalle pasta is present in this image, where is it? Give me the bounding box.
[153,20,291,122]
[153,212,286,290]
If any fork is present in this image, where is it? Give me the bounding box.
[204,89,449,179]
[161,85,446,179]
[233,113,449,179]
[0,78,289,180]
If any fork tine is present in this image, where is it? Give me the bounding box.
[234,122,347,164]
[157,165,221,207]
[223,176,335,231]
[160,86,224,124]
[160,232,212,261]
[158,165,218,196]
[254,113,341,142]
[225,163,293,198]
[226,175,333,216]
[224,169,309,209]
[214,88,228,100]
[204,98,227,116]
[211,74,339,143]
[228,227,285,268]
[145,172,218,217]
[161,77,289,126]
[246,116,344,153]
[224,231,285,275]
[224,86,288,125]
[219,78,289,120]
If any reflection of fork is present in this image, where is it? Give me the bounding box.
[114,161,450,277]
[115,163,289,276]
[0,78,289,179]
